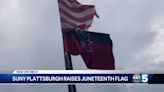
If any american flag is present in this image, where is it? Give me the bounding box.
[58,0,98,30]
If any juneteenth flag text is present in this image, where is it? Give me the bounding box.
[12,76,128,82]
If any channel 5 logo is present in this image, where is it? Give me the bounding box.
[132,74,148,83]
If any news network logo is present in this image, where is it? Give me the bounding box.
[132,74,148,83]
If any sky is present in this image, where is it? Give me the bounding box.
[0,0,164,92]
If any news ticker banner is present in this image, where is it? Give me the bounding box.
[0,70,163,84]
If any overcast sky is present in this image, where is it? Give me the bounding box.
[0,0,164,92]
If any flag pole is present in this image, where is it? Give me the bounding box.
[64,52,77,92]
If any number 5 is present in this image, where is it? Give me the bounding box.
[142,74,148,83]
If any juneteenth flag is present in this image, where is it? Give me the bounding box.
[63,29,115,69]
[58,0,115,69]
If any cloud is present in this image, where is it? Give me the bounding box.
[126,85,164,92]
[132,17,164,70]
[88,0,164,70]
[0,85,67,92]
[0,0,164,92]
[0,0,65,72]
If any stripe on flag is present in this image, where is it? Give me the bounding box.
[58,0,97,30]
